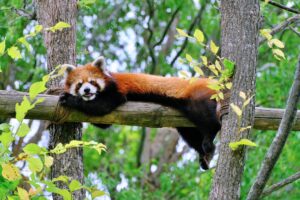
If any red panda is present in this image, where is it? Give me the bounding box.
[60,56,221,169]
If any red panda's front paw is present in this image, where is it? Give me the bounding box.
[59,92,72,106]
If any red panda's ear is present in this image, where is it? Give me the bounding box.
[62,64,76,77]
[92,56,106,71]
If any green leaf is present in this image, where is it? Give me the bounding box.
[47,187,72,200]
[193,29,204,43]
[49,21,71,32]
[0,39,5,55]
[69,180,82,192]
[229,139,257,151]
[1,163,21,181]
[52,175,69,183]
[15,96,33,122]
[176,28,189,37]
[29,82,47,101]
[50,143,67,154]
[7,46,22,60]
[91,190,106,198]
[16,123,30,137]
[210,40,219,55]
[0,123,11,132]
[78,0,96,7]
[18,37,31,51]
[0,131,14,148]
[27,157,43,173]
[223,58,235,72]
[23,143,42,155]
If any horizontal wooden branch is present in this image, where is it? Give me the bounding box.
[0,90,299,130]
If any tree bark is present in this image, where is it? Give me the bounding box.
[209,1,260,200]
[35,1,85,199]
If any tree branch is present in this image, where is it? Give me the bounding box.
[247,55,300,200]
[259,15,300,45]
[170,2,207,67]
[0,90,299,130]
[261,171,300,198]
[261,0,300,14]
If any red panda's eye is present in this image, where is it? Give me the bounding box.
[77,83,82,87]
[89,80,96,85]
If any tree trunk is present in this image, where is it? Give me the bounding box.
[209,1,260,199]
[35,1,85,199]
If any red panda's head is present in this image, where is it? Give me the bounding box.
[63,57,111,101]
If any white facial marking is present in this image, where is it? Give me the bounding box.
[96,79,106,91]
[79,82,97,101]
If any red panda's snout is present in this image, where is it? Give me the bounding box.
[62,56,109,101]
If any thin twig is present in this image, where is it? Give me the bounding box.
[170,2,207,66]
[259,15,300,45]
[289,26,300,37]
[12,7,36,20]
[261,0,300,14]
[152,5,182,48]
[247,55,300,200]
[262,171,300,198]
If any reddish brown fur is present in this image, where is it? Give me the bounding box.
[65,63,217,101]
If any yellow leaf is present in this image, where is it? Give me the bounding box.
[189,77,198,84]
[210,40,219,55]
[260,29,272,40]
[7,46,22,60]
[229,139,257,151]
[271,39,284,48]
[215,60,222,71]
[272,49,285,60]
[193,66,204,76]
[49,21,71,32]
[45,156,54,168]
[18,37,31,51]
[65,140,84,148]
[201,56,208,66]
[1,163,21,181]
[218,92,224,100]
[208,64,218,75]
[18,187,29,200]
[179,70,189,78]
[230,103,242,116]
[225,82,232,89]
[35,25,43,33]
[0,39,5,55]
[240,126,252,132]
[176,28,189,37]
[239,91,246,99]
[243,95,254,107]
[185,54,193,62]
[193,29,204,43]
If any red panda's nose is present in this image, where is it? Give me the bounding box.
[84,88,90,93]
